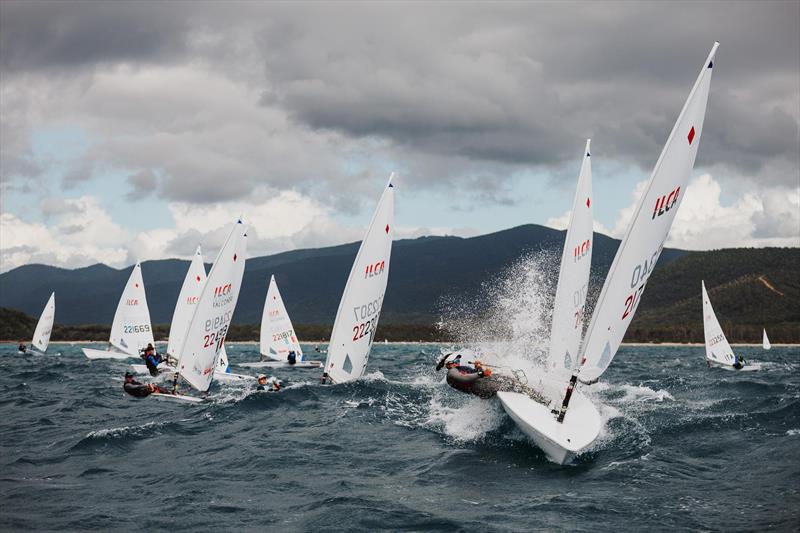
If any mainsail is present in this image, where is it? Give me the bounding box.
[109,263,155,355]
[762,329,771,350]
[577,43,718,384]
[167,246,207,359]
[324,174,395,383]
[31,292,55,353]
[702,281,736,365]
[546,140,593,401]
[260,275,304,361]
[176,222,247,392]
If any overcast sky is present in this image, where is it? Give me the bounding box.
[1,0,798,271]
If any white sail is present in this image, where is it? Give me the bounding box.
[324,175,395,383]
[260,275,304,361]
[176,221,247,392]
[109,263,155,355]
[546,140,593,397]
[216,346,230,373]
[702,281,736,365]
[578,43,718,384]
[762,329,771,350]
[31,292,55,353]
[166,246,207,359]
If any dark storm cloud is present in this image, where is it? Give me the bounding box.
[1,0,798,198]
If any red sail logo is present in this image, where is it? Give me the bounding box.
[364,260,386,279]
[652,186,681,219]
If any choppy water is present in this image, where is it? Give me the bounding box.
[1,343,798,531]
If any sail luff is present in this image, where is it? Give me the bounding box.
[577,43,718,384]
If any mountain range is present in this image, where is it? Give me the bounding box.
[1,224,797,342]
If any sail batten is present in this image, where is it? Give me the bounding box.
[324,174,395,383]
[578,43,718,384]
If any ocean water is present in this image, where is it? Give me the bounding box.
[0,342,797,531]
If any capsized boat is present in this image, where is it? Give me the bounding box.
[153,220,248,402]
[702,281,759,371]
[25,292,56,355]
[321,174,395,384]
[500,43,719,464]
[83,263,155,360]
[239,275,321,369]
[498,138,599,463]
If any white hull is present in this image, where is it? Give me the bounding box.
[239,360,322,369]
[497,389,602,465]
[83,348,135,360]
[706,359,762,372]
[214,371,255,383]
[128,363,174,375]
[151,392,205,403]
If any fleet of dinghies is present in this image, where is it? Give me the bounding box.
[19,43,781,462]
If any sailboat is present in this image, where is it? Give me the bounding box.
[26,292,55,355]
[322,174,395,384]
[498,139,601,463]
[499,43,719,464]
[239,275,321,369]
[702,281,759,371]
[129,246,253,382]
[82,263,155,360]
[152,220,248,402]
[762,328,771,350]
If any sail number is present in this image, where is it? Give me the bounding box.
[123,324,151,333]
[203,324,229,352]
[353,317,378,342]
[621,284,646,320]
[708,334,725,346]
[353,296,383,321]
[272,330,295,342]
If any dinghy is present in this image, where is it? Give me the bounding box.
[322,174,395,384]
[702,281,759,371]
[239,275,321,369]
[498,139,601,462]
[762,328,771,350]
[26,292,55,355]
[500,43,719,464]
[155,220,249,402]
[83,263,155,360]
[213,345,255,383]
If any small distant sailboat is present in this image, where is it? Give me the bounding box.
[702,281,759,371]
[762,328,771,350]
[499,43,719,464]
[322,174,394,384]
[26,292,55,355]
[83,263,155,360]
[153,220,248,402]
[239,275,321,369]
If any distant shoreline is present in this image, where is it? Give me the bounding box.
[5,340,798,347]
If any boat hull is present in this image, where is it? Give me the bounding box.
[150,392,204,403]
[239,360,321,369]
[83,348,134,360]
[497,389,602,465]
[706,359,762,372]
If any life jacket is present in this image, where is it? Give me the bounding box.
[287,351,297,365]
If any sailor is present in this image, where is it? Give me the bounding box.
[287,351,297,365]
[732,355,745,370]
[256,374,281,392]
[141,343,163,376]
[18,342,27,353]
[123,371,165,398]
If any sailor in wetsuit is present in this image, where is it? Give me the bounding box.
[18,342,27,354]
[256,374,281,392]
[287,351,297,365]
[123,371,166,398]
[732,355,745,370]
[141,344,164,376]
